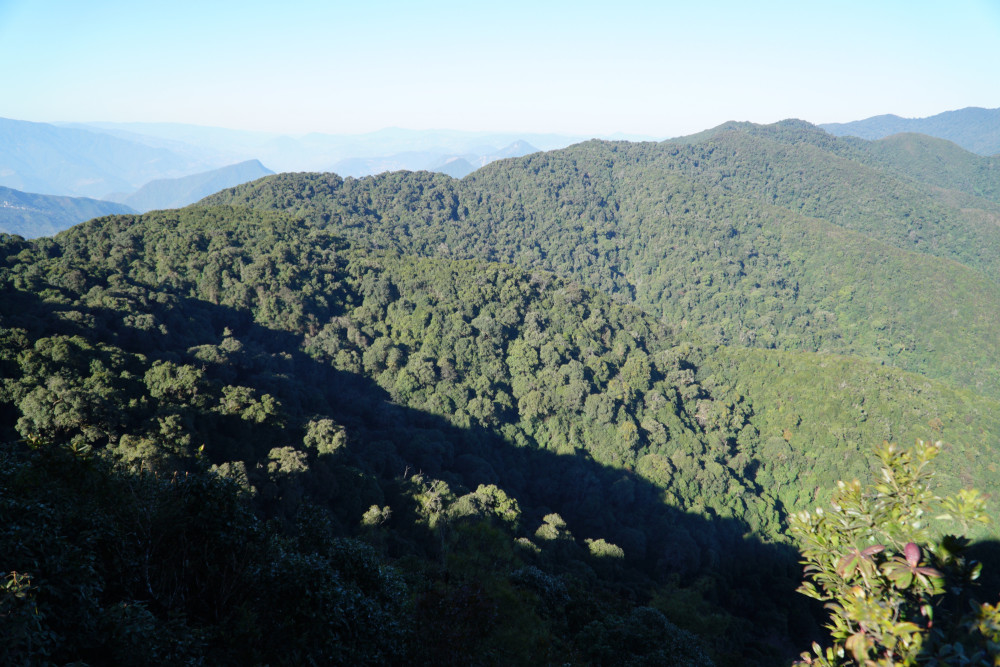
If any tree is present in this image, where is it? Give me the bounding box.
[791,440,999,665]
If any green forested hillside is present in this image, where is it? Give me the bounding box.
[1,205,791,534]
[702,347,1000,518]
[3,120,999,665]
[863,133,1000,205]
[1,207,801,664]
[664,122,1000,276]
[205,130,1000,398]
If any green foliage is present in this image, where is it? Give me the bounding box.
[671,121,1000,278]
[586,538,625,559]
[0,439,409,666]
[204,130,1000,398]
[0,213,779,660]
[4,125,1000,665]
[1,570,54,666]
[576,606,716,666]
[791,441,999,665]
[702,347,1000,518]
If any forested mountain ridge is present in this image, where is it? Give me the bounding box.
[4,118,1000,664]
[3,200,997,664]
[204,123,1000,399]
[2,206,776,525]
[700,346,1000,513]
[1,206,804,664]
[860,133,1000,205]
[664,121,1000,275]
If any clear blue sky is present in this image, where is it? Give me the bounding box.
[2,0,998,137]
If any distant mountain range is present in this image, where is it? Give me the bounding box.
[821,106,1000,156]
[0,185,135,238]
[2,116,604,203]
[58,121,598,174]
[0,160,274,238]
[0,118,211,199]
[331,140,540,178]
[0,117,593,237]
[106,160,275,212]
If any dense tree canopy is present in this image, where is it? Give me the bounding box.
[2,120,998,665]
[205,127,1000,398]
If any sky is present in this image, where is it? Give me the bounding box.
[1,0,999,138]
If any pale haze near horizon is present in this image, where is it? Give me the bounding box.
[1,0,998,139]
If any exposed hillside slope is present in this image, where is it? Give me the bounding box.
[432,156,476,178]
[0,185,136,238]
[473,140,541,167]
